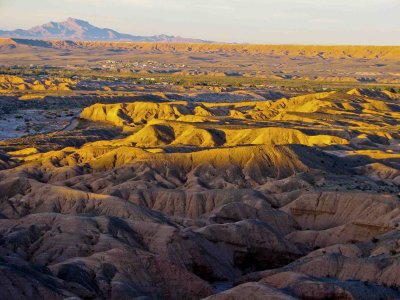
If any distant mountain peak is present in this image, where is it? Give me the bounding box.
[0,18,213,43]
[63,18,93,28]
[66,17,85,23]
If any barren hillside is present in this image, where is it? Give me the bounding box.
[0,87,399,299]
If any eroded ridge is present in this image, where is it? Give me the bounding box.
[0,89,400,299]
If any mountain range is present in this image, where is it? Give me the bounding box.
[0,18,212,43]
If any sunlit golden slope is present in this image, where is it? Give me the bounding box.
[80,89,400,129]
[0,75,76,91]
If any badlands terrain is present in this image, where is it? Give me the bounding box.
[0,41,400,299]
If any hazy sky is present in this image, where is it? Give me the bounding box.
[0,0,399,45]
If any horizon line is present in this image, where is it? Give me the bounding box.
[1,37,400,47]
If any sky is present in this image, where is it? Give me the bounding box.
[0,0,399,45]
